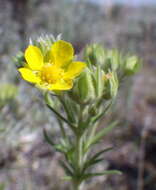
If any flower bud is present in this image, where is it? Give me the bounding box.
[94,65,105,98]
[84,44,105,66]
[124,56,140,75]
[70,68,96,104]
[29,34,57,56]
[102,49,121,72]
[103,72,118,99]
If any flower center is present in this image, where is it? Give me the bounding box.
[41,64,63,84]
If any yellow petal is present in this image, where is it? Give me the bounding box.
[51,40,74,67]
[25,45,43,70]
[48,79,73,90]
[18,68,41,83]
[63,61,86,79]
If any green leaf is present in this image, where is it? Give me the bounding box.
[83,147,113,172]
[83,159,103,173]
[90,147,113,161]
[92,101,113,124]
[43,128,55,146]
[47,104,76,133]
[66,147,75,162]
[43,129,68,153]
[59,160,74,176]
[87,121,118,147]
[54,144,66,153]
[81,170,122,181]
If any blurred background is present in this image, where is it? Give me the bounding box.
[0,0,156,189]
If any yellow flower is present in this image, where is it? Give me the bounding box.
[18,40,86,91]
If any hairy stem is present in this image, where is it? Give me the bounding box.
[72,182,83,190]
[72,105,85,190]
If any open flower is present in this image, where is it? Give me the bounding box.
[18,40,86,91]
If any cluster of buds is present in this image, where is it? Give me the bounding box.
[69,44,139,118]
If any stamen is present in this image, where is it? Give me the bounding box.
[41,64,63,84]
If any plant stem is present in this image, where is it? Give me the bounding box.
[67,104,86,190]
[77,135,83,170]
[73,127,83,190]
[72,146,83,190]
[72,181,83,190]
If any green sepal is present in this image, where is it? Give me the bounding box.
[86,58,94,71]
[44,91,54,107]
[103,71,119,99]
[29,34,57,56]
[94,65,104,98]
[109,71,119,98]
[13,51,25,68]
